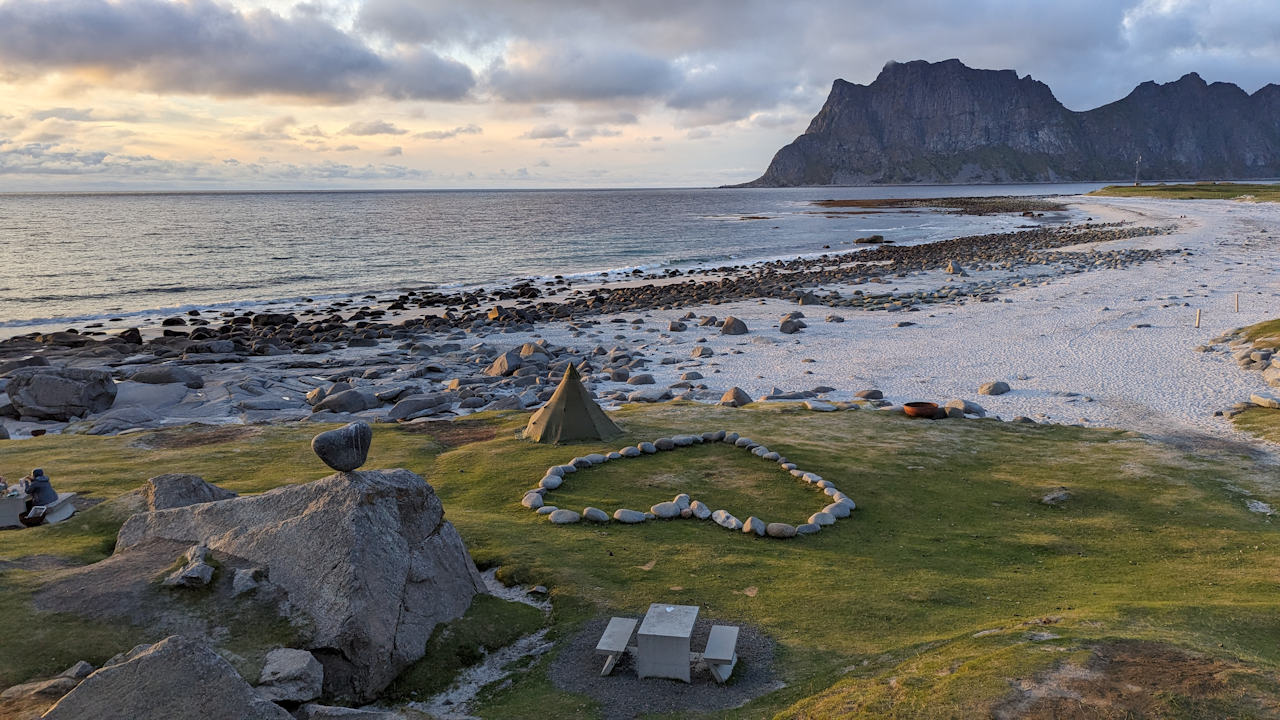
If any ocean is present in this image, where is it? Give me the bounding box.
[0,183,1107,334]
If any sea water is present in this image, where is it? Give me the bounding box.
[0,183,1106,332]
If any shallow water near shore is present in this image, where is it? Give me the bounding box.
[0,183,1105,333]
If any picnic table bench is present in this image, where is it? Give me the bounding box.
[594,616,637,676]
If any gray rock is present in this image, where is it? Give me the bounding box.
[1250,392,1280,409]
[43,635,292,720]
[689,500,711,519]
[627,387,670,403]
[114,469,485,702]
[484,351,523,377]
[613,509,646,523]
[711,509,741,530]
[720,316,749,335]
[691,346,715,358]
[979,381,1011,396]
[521,492,544,509]
[129,366,204,389]
[161,544,215,588]
[650,501,681,519]
[654,437,675,450]
[311,421,373,472]
[1041,487,1072,506]
[80,405,160,435]
[742,516,766,536]
[626,373,655,385]
[943,398,987,417]
[297,704,401,720]
[673,493,691,510]
[823,502,852,519]
[313,389,378,414]
[583,453,607,465]
[779,319,805,334]
[854,389,883,400]
[808,511,836,526]
[804,400,836,412]
[582,507,609,523]
[766,522,797,538]
[619,446,642,458]
[719,387,752,407]
[231,568,261,596]
[142,473,237,512]
[548,509,581,524]
[638,441,657,454]
[795,523,821,535]
[538,475,562,490]
[7,367,117,421]
[535,506,557,515]
[257,648,323,704]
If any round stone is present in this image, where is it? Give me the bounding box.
[620,446,642,458]
[311,421,372,472]
[654,438,675,451]
[613,509,646,523]
[689,500,711,519]
[538,475,563,490]
[809,511,836,526]
[796,523,821,535]
[766,523,797,538]
[651,501,681,519]
[742,516,766,536]
[536,506,557,515]
[521,492,544,509]
[583,507,610,523]
[638,442,657,454]
[548,509,581,524]
[823,502,851,519]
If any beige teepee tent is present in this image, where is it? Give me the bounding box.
[525,364,622,443]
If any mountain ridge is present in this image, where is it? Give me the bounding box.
[736,59,1280,186]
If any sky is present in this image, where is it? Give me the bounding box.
[0,0,1277,191]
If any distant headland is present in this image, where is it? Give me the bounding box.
[735,58,1280,186]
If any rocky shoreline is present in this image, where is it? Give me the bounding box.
[0,213,1179,439]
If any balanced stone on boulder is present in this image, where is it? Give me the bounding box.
[113,469,486,702]
[311,421,373,472]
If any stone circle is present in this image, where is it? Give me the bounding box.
[516,429,858,539]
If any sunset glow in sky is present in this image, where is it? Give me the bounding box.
[0,0,1276,190]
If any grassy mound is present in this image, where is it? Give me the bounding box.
[1088,182,1280,203]
[3,404,1280,718]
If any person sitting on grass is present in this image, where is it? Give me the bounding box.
[21,468,57,510]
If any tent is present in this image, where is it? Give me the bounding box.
[525,364,622,443]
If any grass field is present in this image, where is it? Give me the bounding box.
[3,404,1280,718]
[1088,182,1280,202]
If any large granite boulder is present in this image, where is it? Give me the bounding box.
[43,634,291,720]
[6,367,116,420]
[144,473,238,511]
[114,469,486,702]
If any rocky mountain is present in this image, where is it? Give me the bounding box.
[738,59,1280,186]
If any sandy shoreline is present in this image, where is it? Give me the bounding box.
[2,195,1279,460]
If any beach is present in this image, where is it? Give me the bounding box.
[1,195,1278,458]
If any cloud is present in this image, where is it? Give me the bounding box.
[0,0,475,102]
[520,124,569,140]
[685,128,712,140]
[572,127,621,141]
[28,107,147,123]
[488,43,678,102]
[0,138,429,183]
[341,120,408,136]
[334,144,359,151]
[230,115,297,141]
[383,146,403,156]
[415,123,483,140]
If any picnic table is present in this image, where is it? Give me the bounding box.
[636,603,699,682]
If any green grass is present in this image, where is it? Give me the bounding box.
[384,593,547,703]
[4,405,1280,717]
[1239,317,1280,347]
[1234,407,1280,445]
[1089,182,1280,202]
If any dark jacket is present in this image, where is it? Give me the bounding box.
[22,475,57,506]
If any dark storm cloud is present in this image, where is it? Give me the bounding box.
[0,0,474,102]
